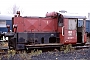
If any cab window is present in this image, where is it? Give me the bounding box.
[58,14,63,27]
[68,19,77,30]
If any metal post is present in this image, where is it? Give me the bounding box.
[82,18,86,43]
[6,25,10,33]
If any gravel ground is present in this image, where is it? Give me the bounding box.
[31,48,90,60]
[1,48,90,60]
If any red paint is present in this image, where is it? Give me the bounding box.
[63,19,77,44]
[58,27,64,44]
[46,12,57,17]
[84,19,87,43]
[40,18,57,32]
[12,17,24,32]
[24,18,39,32]
[13,17,57,32]
[12,11,86,44]
[84,33,87,43]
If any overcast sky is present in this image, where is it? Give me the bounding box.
[0,0,90,17]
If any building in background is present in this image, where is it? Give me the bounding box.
[0,14,13,33]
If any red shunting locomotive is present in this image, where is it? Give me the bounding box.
[5,11,86,50]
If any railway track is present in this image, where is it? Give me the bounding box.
[73,43,90,50]
[25,43,90,53]
[0,42,90,54]
[0,47,8,55]
[0,41,8,55]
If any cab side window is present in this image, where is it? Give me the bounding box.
[58,14,63,27]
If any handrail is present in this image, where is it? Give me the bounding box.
[62,26,64,36]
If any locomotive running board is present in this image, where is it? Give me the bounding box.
[25,43,63,49]
[73,46,90,49]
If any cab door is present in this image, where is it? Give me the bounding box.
[63,18,77,44]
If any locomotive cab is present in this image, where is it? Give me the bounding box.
[58,13,86,45]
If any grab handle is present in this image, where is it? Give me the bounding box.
[62,26,64,36]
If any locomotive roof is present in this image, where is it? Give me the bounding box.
[22,16,45,18]
[60,13,86,19]
[23,14,86,19]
